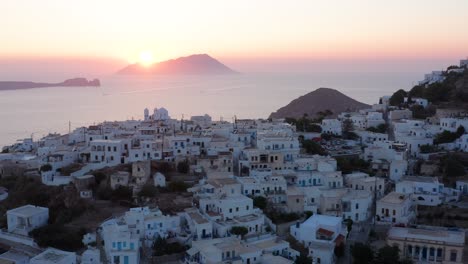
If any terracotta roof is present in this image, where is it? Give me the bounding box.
[334,234,345,245]
[317,228,334,237]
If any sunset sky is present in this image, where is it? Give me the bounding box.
[1,0,467,77]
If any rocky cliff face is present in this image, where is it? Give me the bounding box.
[269,87,370,119]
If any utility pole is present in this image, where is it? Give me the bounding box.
[69,121,71,134]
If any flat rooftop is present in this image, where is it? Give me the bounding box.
[7,205,47,217]
[31,248,74,263]
[388,227,465,245]
[207,178,238,188]
[379,192,408,204]
[402,176,438,183]
[343,189,372,200]
[187,211,208,224]
[301,214,341,228]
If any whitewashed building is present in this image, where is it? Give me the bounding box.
[7,205,49,236]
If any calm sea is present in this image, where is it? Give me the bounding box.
[0,72,421,147]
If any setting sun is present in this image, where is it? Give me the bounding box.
[138,50,155,66]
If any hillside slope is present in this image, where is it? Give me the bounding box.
[269,88,370,119]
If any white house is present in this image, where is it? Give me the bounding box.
[344,172,385,198]
[376,192,416,226]
[341,189,373,222]
[30,248,77,264]
[81,247,101,264]
[182,208,213,241]
[153,172,166,187]
[101,220,140,264]
[185,235,295,264]
[321,119,342,135]
[396,176,460,206]
[439,118,468,133]
[7,205,49,236]
[419,71,445,85]
[454,134,468,152]
[290,214,346,264]
[456,180,468,195]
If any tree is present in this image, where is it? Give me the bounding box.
[342,119,354,133]
[152,236,186,256]
[367,124,388,134]
[351,242,374,264]
[40,164,52,172]
[408,85,425,98]
[253,196,267,210]
[374,246,402,264]
[138,184,158,198]
[342,118,358,140]
[456,126,465,137]
[434,130,463,144]
[345,219,353,238]
[334,242,345,258]
[177,160,189,174]
[336,157,370,174]
[96,184,112,200]
[302,140,327,155]
[304,211,313,219]
[419,144,440,153]
[30,224,86,251]
[167,181,189,192]
[444,158,465,177]
[389,89,407,106]
[294,254,312,264]
[230,226,248,238]
[111,186,133,201]
[92,172,107,185]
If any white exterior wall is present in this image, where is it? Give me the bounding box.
[7,205,49,235]
[321,119,342,135]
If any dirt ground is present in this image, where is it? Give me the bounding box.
[417,205,468,228]
[152,192,193,215]
[65,200,130,231]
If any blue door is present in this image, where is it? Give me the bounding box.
[124,256,129,264]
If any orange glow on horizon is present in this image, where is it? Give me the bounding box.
[137,51,155,66]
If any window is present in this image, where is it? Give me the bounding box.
[355,203,359,209]
[450,250,457,261]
